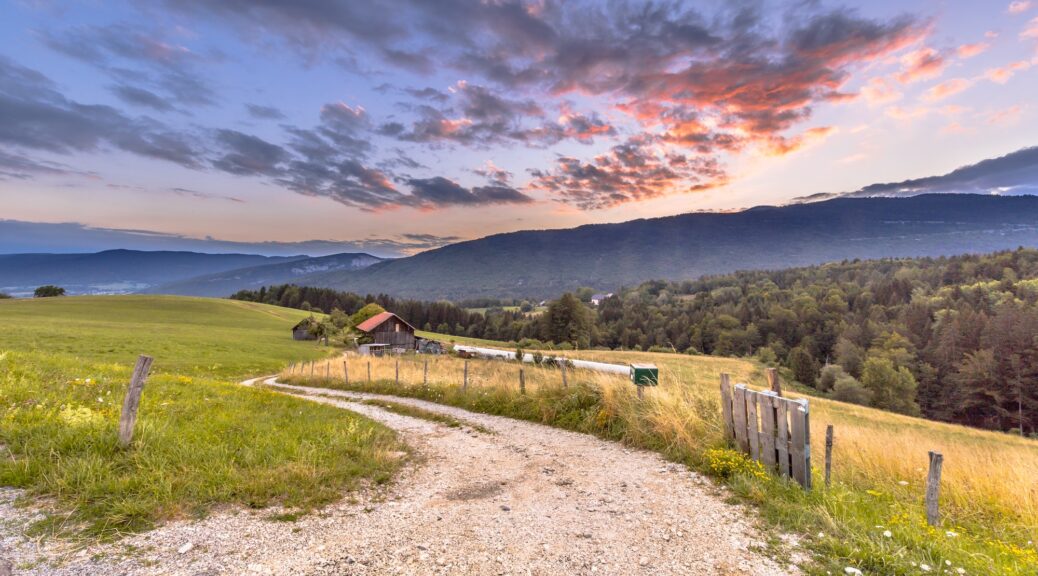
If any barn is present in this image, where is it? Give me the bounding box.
[355,311,416,351]
[291,318,318,340]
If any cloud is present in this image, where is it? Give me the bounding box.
[245,104,286,120]
[984,60,1032,83]
[0,149,93,180]
[922,78,973,102]
[407,176,533,207]
[896,47,946,83]
[110,85,176,112]
[39,23,217,107]
[150,1,926,207]
[850,146,1038,197]
[956,42,990,59]
[211,129,289,176]
[472,160,512,185]
[0,55,203,168]
[529,135,728,209]
[860,76,903,105]
[1009,1,1032,15]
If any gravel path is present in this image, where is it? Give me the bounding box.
[0,377,799,576]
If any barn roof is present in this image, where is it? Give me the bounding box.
[355,311,415,333]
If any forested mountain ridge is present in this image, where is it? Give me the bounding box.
[302,194,1038,300]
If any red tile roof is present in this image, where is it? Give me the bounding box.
[355,311,415,333]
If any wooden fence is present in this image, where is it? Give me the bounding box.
[720,374,812,489]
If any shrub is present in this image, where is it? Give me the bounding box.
[818,364,848,392]
[831,374,872,405]
[703,448,769,481]
[33,285,65,298]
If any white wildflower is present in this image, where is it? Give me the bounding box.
[920,564,931,572]
[883,530,892,538]
[945,531,959,538]
[844,568,863,576]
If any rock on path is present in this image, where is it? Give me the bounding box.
[0,378,799,575]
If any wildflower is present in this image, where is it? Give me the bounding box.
[956,569,965,575]
[945,531,958,538]
[898,480,909,486]
[920,564,931,572]
[844,568,863,575]
[883,530,892,538]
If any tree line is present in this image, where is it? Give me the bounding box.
[233,248,1038,434]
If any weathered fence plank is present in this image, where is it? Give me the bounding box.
[746,389,760,461]
[759,393,778,469]
[118,355,154,448]
[720,374,734,442]
[789,400,810,489]
[519,366,526,394]
[825,424,834,487]
[766,367,782,397]
[776,399,790,477]
[343,361,349,385]
[733,385,749,453]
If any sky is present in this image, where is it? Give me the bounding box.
[1,0,1037,257]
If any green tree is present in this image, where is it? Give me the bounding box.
[832,374,872,406]
[861,356,920,415]
[542,293,591,347]
[787,345,819,387]
[33,285,65,298]
[351,303,386,326]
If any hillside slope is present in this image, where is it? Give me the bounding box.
[148,252,383,297]
[303,194,1038,299]
[0,249,303,296]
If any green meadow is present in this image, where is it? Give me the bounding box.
[0,295,402,538]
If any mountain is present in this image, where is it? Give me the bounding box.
[301,194,1038,300]
[147,253,384,297]
[0,250,304,296]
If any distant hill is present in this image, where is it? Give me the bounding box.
[0,250,303,296]
[148,252,384,297]
[301,194,1038,300]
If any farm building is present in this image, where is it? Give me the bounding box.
[356,311,416,351]
[590,292,614,306]
[291,317,318,340]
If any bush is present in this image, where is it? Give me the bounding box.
[703,448,768,481]
[0,292,12,299]
[531,351,544,365]
[831,374,872,405]
[33,285,65,298]
[818,364,848,392]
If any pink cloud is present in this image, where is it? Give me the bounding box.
[860,76,903,105]
[987,104,1023,125]
[956,42,990,58]
[1023,16,1038,38]
[1009,1,1032,15]
[922,78,973,102]
[896,48,947,83]
[885,106,930,120]
[984,60,1032,83]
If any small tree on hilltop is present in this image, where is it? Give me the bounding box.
[350,302,386,326]
[787,345,819,387]
[34,285,66,298]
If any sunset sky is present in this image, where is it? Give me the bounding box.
[2,1,1037,256]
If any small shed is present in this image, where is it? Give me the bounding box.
[292,318,318,341]
[355,311,416,350]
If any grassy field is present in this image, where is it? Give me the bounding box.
[0,296,403,539]
[287,348,1038,576]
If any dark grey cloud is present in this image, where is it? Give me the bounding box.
[0,149,91,180]
[111,85,176,112]
[245,103,286,120]
[855,147,1038,198]
[211,129,289,176]
[407,176,533,206]
[0,55,203,168]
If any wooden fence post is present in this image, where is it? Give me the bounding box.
[733,385,749,453]
[367,361,371,383]
[758,393,778,470]
[325,363,329,378]
[719,374,734,442]
[766,367,782,397]
[463,360,469,390]
[746,388,760,461]
[561,361,568,388]
[344,361,349,385]
[310,361,314,377]
[926,451,943,526]
[423,360,428,386]
[118,355,154,448]
[824,424,834,487]
[395,359,399,386]
[789,399,811,490]
[519,366,526,394]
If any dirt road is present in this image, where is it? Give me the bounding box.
[1,378,798,575]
